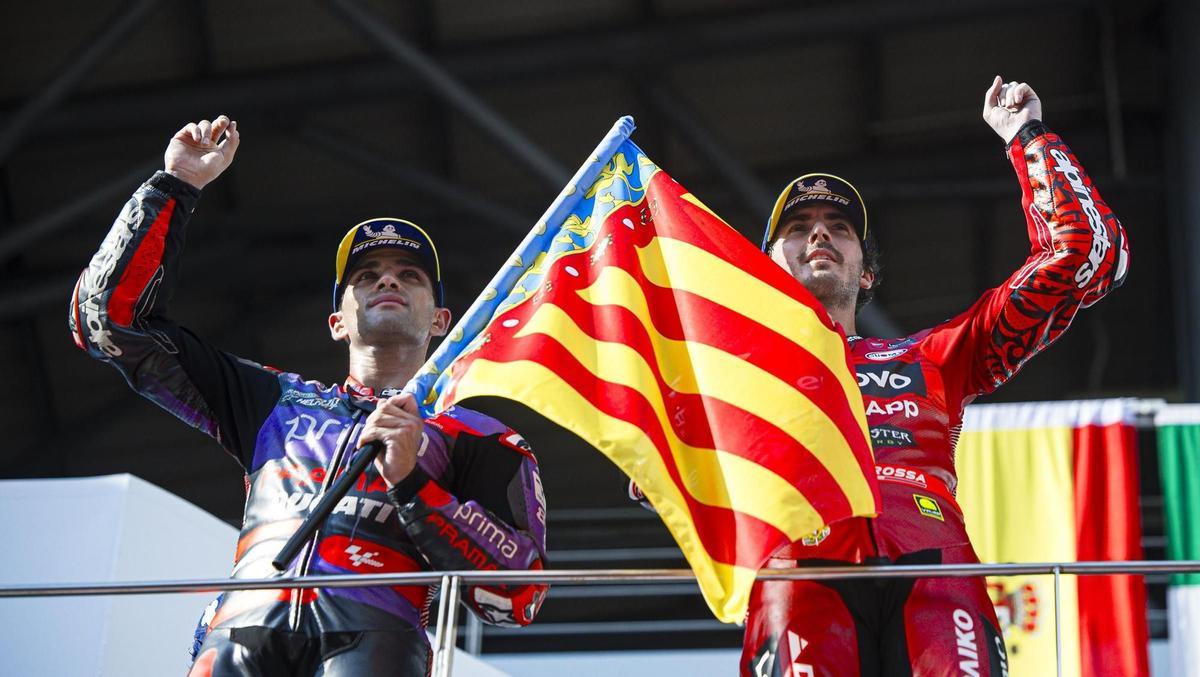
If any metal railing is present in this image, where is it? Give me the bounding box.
[4,561,1198,677]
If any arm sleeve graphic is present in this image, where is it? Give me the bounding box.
[388,429,548,627]
[922,121,1130,400]
[68,171,280,468]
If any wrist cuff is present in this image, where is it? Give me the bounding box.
[1012,120,1051,149]
[147,171,202,200]
[387,465,431,506]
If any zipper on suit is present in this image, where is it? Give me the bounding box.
[288,407,364,631]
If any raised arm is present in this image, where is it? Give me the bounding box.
[924,77,1130,400]
[68,117,279,468]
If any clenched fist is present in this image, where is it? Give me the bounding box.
[363,393,425,486]
[164,115,240,190]
[982,76,1042,144]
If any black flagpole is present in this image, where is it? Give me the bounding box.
[271,440,385,571]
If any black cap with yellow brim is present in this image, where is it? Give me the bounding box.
[761,173,868,251]
[333,217,444,311]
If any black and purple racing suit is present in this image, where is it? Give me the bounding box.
[69,171,548,675]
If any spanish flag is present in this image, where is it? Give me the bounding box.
[409,118,880,622]
[957,399,1149,677]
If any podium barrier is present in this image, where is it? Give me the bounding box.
[3,561,1197,677]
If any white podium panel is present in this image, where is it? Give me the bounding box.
[0,474,508,676]
[0,474,237,676]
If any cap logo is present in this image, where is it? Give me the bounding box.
[797,178,832,195]
[350,223,424,257]
[764,173,868,250]
[782,178,854,217]
[363,223,399,238]
[791,178,851,208]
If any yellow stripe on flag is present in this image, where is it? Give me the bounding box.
[514,301,824,533]
[448,356,759,622]
[634,236,873,509]
[577,264,874,511]
[957,426,1081,677]
[636,236,866,439]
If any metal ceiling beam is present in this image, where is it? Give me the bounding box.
[0,153,1161,321]
[1167,0,1199,400]
[324,0,570,189]
[298,125,532,235]
[864,93,1103,138]
[636,80,905,338]
[0,166,1159,323]
[12,0,1089,140]
[1097,4,1128,180]
[636,82,775,215]
[0,0,161,165]
[0,160,157,264]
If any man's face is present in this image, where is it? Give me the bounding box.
[328,249,450,347]
[768,203,874,310]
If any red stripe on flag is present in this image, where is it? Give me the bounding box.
[641,171,839,331]
[583,210,872,472]
[1074,423,1149,677]
[109,198,175,326]
[552,284,854,520]
[456,329,786,569]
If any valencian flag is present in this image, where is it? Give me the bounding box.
[957,399,1149,677]
[407,117,880,622]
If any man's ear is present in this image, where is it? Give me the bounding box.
[329,311,348,342]
[431,307,452,338]
[859,269,876,291]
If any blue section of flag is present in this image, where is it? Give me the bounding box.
[407,116,653,416]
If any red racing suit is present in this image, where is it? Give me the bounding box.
[739,121,1129,677]
[69,171,549,676]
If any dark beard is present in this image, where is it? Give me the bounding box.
[803,272,859,312]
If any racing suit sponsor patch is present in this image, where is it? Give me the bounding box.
[787,631,814,677]
[747,636,781,677]
[856,361,927,397]
[799,526,830,547]
[952,608,982,677]
[453,502,521,559]
[914,494,944,521]
[498,431,535,458]
[317,535,417,572]
[80,204,145,357]
[471,586,516,625]
[865,399,919,418]
[870,424,916,449]
[864,348,909,361]
[280,388,351,413]
[875,464,927,488]
[1048,148,1111,289]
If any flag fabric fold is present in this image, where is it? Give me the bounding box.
[408,117,880,622]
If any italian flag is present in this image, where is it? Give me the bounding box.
[957,399,1149,677]
[1156,404,1200,676]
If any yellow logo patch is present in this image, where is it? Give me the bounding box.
[913,494,944,521]
[800,526,831,547]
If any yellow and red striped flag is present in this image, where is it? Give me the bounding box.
[409,118,880,622]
